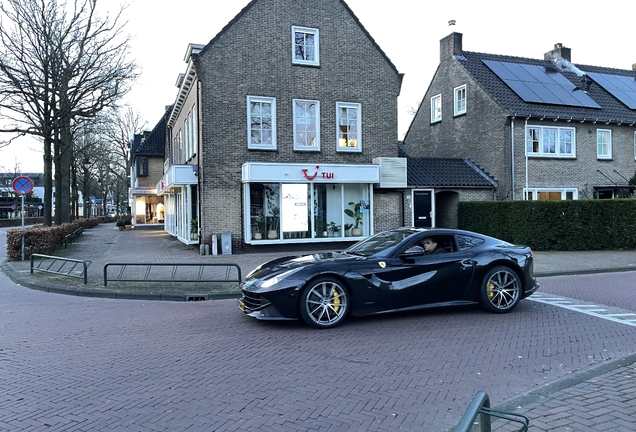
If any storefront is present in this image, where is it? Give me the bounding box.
[129,187,164,226]
[156,164,199,244]
[242,162,379,244]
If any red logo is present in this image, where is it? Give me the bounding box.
[302,166,320,181]
[302,165,334,181]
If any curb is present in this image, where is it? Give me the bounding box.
[1,261,241,302]
[534,267,636,277]
[494,353,636,412]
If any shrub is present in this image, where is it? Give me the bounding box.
[458,199,636,251]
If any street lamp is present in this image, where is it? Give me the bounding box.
[83,158,90,219]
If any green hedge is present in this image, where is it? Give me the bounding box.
[458,199,636,251]
[4,217,112,260]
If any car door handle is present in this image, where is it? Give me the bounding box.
[461,259,475,268]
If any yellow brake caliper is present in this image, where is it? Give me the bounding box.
[332,288,341,313]
[487,281,495,299]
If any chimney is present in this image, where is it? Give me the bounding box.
[632,63,636,71]
[544,43,571,62]
[440,32,463,62]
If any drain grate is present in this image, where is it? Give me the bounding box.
[185,294,208,301]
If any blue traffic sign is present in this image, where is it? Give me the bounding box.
[12,176,34,195]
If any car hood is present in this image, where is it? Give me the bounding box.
[246,251,363,280]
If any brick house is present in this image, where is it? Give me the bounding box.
[130,107,170,226]
[404,32,636,205]
[159,0,405,251]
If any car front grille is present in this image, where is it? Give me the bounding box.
[242,291,270,311]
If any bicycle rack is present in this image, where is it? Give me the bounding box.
[453,390,529,432]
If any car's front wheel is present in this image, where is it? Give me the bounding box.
[299,277,349,329]
[479,266,521,313]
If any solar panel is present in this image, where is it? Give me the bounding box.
[483,60,601,108]
[586,72,636,109]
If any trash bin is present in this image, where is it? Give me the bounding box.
[221,233,232,255]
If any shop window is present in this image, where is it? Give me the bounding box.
[247,182,371,242]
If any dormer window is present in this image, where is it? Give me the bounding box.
[292,26,319,66]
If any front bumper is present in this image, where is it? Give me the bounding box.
[238,295,295,321]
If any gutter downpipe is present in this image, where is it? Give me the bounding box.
[524,119,528,200]
[510,118,515,200]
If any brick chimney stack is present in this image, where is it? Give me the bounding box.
[440,33,463,63]
[544,43,571,62]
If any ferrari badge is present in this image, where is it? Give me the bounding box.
[379,262,386,268]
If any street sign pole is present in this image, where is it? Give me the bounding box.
[12,176,34,262]
[21,194,25,261]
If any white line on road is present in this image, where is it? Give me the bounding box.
[529,295,636,327]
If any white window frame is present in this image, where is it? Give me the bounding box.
[454,85,466,116]
[173,130,183,163]
[292,26,319,66]
[293,99,320,151]
[524,188,578,201]
[336,102,362,153]
[597,129,612,159]
[247,96,276,150]
[431,94,442,123]
[525,125,576,158]
[183,106,197,161]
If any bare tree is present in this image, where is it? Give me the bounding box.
[102,106,148,187]
[405,99,422,116]
[0,0,138,225]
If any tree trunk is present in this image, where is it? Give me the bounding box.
[43,136,53,226]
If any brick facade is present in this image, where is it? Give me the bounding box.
[166,0,403,250]
[404,32,636,202]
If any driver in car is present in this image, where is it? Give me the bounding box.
[422,237,446,254]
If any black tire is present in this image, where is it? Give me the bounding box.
[479,266,521,313]
[299,277,349,329]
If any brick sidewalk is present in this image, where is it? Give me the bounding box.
[2,222,636,431]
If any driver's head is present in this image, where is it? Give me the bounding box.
[422,237,437,253]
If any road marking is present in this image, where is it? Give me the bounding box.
[529,294,636,328]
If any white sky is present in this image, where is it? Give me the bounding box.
[2,0,634,172]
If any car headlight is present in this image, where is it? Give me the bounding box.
[260,267,303,289]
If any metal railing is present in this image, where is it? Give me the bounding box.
[103,262,242,288]
[454,391,529,432]
[30,254,92,285]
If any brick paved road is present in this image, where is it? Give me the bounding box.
[2,269,636,431]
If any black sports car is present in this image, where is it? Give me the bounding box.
[238,228,539,329]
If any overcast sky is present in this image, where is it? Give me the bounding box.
[2,0,633,172]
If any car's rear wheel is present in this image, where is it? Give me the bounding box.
[299,277,349,329]
[479,266,521,313]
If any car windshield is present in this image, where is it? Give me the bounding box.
[344,229,418,257]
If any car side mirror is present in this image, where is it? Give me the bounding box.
[404,245,425,254]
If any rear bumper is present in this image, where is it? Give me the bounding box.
[523,278,539,298]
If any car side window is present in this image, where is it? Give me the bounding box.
[435,235,456,253]
[456,235,485,251]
